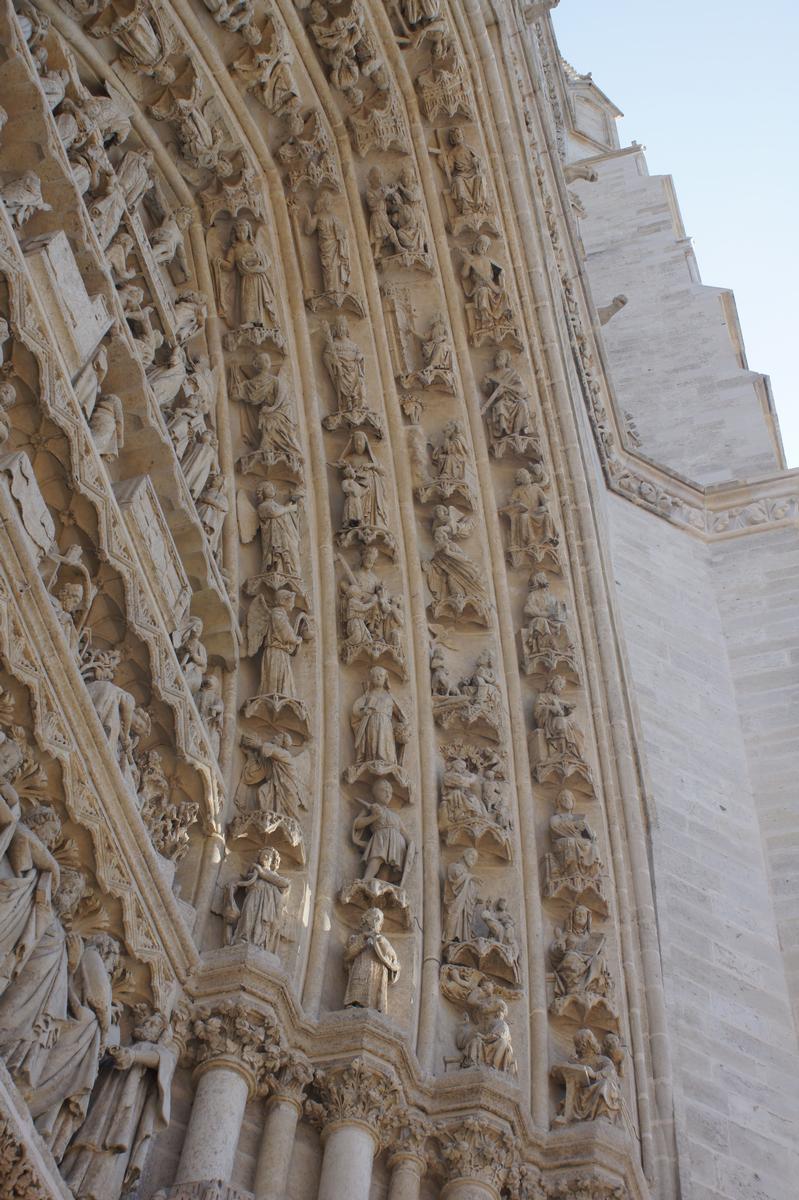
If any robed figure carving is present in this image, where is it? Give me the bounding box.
[238,481,306,598]
[343,907,400,1013]
[242,589,313,733]
[61,1008,177,1200]
[346,666,410,790]
[224,847,290,955]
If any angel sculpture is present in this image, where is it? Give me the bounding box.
[215,220,281,345]
[334,432,396,556]
[232,352,303,478]
[242,588,313,731]
[237,481,306,598]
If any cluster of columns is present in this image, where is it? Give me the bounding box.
[171,1045,505,1200]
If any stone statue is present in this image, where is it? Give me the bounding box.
[138,752,199,862]
[84,650,136,785]
[233,352,303,477]
[238,481,305,594]
[171,616,207,701]
[149,204,192,280]
[481,351,541,459]
[277,107,339,194]
[417,419,473,506]
[346,666,410,788]
[335,431,396,555]
[416,312,455,391]
[552,1028,624,1127]
[351,778,415,887]
[150,74,233,178]
[521,572,577,676]
[61,1007,177,1199]
[531,678,592,787]
[460,235,519,347]
[321,317,382,434]
[197,675,225,757]
[433,126,494,234]
[454,978,516,1076]
[337,547,406,674]
[343,907,400,1012]
[232,17,299,116]
[543,791,606,912]
[431,648,503,738]
[224,847,290,954]
[88,388,124,461]
[242,589,313,729]
[500,465,558,566]
[172,289,208,344]
[0,171,51,228]
[86,0,178,84]
[308,0,376,99]
[441,848,480,945]
[423,524,491,625]
[549,904,617,1026]
[240,731,305,823]
[298,192,363,314]
[366,166,401,264]
[216,220,280,338]
[196,470,228,555]
[202,0,261,43]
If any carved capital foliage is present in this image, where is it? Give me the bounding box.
[176,999,284,1091]
[386,1107,432,1166]
[306,1057,401,1146]
[546,1177,628,1200]
[432,1117,518,1192]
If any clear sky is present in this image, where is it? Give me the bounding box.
[552,0,799,468]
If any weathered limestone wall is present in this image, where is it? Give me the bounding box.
[710,527,799,1030]
[607,494,799,1200]
[573,150,783,485]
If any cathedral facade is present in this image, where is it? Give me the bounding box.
[0,3,796,1200]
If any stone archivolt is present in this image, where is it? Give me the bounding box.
[0,0,762,1197]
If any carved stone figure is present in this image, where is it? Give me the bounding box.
[321,317,382,434]
[365,165,431,271]
[233,351,303,477]
[481,351,541,459]
[441,848,480,945]
[149,204,192,280]
[84,650,136,785]
[25,932,121,1161]
[61,1007,177,1199]
[138,751,199,861]
[196,674,224,756]
[86,0,178,84]
[416,420,473,506]
[203,0,261,43]
[238,481,305,595]
[439,749,512,857]
[32,47,69,111]
[431,647,503,739]
[150,75,233,178]
[500,465,559,567]
[277,107,339,193]
[543,791,606,913]
[521,572,578,677]
[417,26,474,120]
[0,171,51,228]
[433,126,495,235]
[89,148,155,247]
[224,847,290,954]
[240,731,305,823]
[552,1028,624,1127]
[460,236,520,347]
[196,470,229,554]
[232,20,299,115]
[308,0,378,100]
[216,220,281,344]
[414,312,455,391]
[423,524,491,625]
[172,289,208,344]
[337,546,406,675]
[335,432,396,556]
[171,616,207,700]
[88,389,124,460]
[297,193,363,315]
[346,666,410,789]
[343,906,400,1012]
[365,166,400,264]
[242,589,313,729]
[351,778,414,887]
[454,978,516,1076]
[550,904,617,1027]
[530,678,593,789]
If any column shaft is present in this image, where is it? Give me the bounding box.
[175,1064,251,1184]
[388,1154,424,1200]
[253,1096,301,1200]
[317,1122,376,1200]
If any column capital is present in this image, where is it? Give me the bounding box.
[263,1050,314,1110]
[306,1056,402,1150]
[432,1117,520,1198]
[176,999,284,1098]
[386,1108,431,1170]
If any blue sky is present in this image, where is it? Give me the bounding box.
[552,0,799,468]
